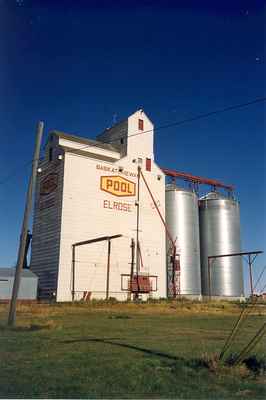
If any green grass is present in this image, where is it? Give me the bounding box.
[0,301,265,399]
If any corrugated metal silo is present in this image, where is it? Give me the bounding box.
[165,185,201,297]
[199,192,244,298]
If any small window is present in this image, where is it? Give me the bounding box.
[138,119,144,131]
[146,158,151,171]
[49,148,53,162]
[120,138,124,144]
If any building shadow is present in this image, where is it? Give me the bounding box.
[61,337,184,362]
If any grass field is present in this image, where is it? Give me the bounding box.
[0,300,265,399]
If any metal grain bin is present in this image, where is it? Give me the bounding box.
[165,185,201,297]
[199,192,244,298]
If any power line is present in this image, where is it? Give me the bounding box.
[61,96,266,150]
[0,157,45,186]
[106,96,266,144]
[0,160,32,186]
[254,265,266,292]
[1,96,265,186]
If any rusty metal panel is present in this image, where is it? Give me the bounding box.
[128,275,152,293]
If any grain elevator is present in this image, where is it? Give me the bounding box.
[30,109,244,301]
[30,110,167,301]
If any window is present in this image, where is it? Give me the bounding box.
[138,119,144,130]
[120,138,124,144]
[49,148,53,162]
[146,158,151,171]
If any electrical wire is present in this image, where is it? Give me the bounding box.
[1,96,265,187]
[106,96,266,145]
[0,160,32,185]
[253,265,266,292]
[59,96,266,154]
[0,156,45,186]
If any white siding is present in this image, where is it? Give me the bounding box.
[57,152,166,301]
[127,110,154,160]
[58,137,121,160]
[31,109,167,302]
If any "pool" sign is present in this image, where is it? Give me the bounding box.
[100,176,136,197]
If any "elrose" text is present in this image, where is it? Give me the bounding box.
[103,200,132,212]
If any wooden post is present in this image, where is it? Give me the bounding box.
[106,239,111,300]
[130,238,135,294]
[8,121,44,326]
[136,166,141,277]
[172,245,177,298]
[72,245,76,302]
[208,257,211,301]
[248,254,254,297]
[135,166,141,298]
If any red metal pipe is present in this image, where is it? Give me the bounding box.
[139,168,176,248]
[139,168,179,297]
[162,167,234,191]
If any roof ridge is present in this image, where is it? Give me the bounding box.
[49,131,120,153]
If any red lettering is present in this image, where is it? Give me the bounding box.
[103,200,132,212]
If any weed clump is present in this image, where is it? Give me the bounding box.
[243,355,266,375]
[108,314,131,319]
[224,353,266,376]
[189,353,266,378]
[198,353,220,372]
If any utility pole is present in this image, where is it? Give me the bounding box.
[248,254,254,297]
[72,245,76,302]
[135,166,141,297]
[208,257,212,301]
[130,238,135,285]
[8,121,44,326]
[106,239,111,300]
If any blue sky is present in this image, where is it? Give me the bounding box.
[0,0,265,295]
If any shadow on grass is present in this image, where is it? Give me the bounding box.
[61,337,266,376]
[61,337,207,367]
